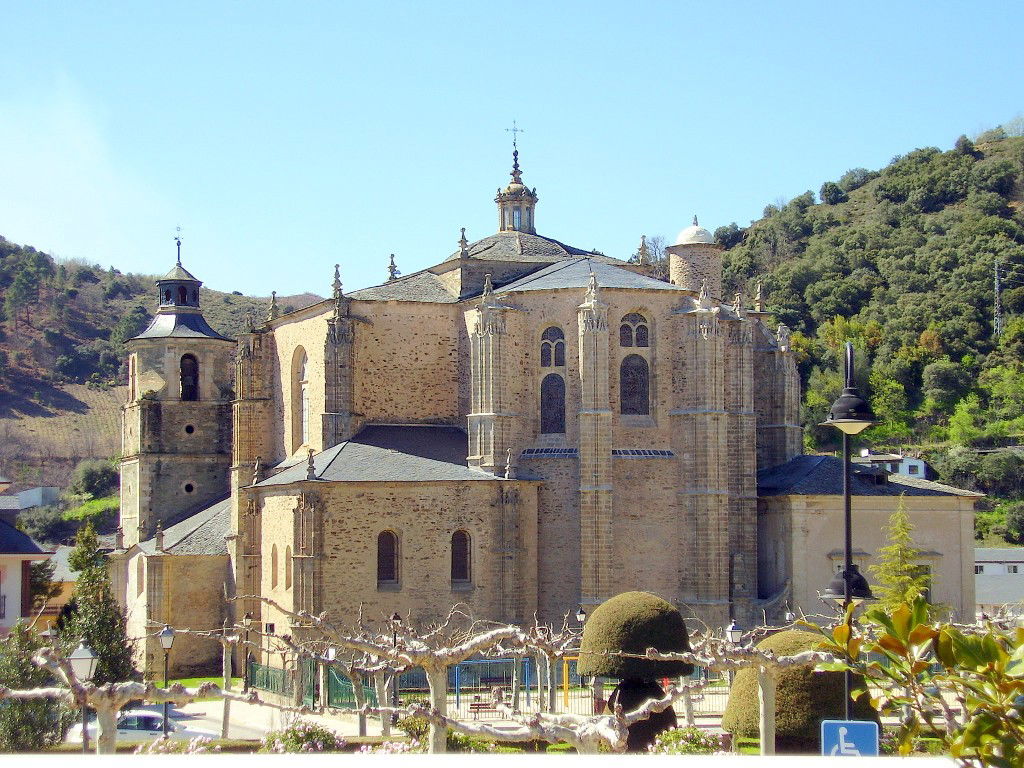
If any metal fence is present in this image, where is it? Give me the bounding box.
[249,660,292,696]
[327,666,379,709]
[252,655,732,719]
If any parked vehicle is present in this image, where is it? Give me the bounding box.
[65,709,216,744]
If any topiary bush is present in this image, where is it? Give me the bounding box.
[577,591,694,752]
[721,629,878,753]
[577,591,693,680]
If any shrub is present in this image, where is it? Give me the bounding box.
[0,622,61,751]
[648,726,723,754]
[135,736,219,754]
[395,714,429,742]
[447,730,496,752]
[69,459,119,499]
[359,740,421,754]
[259,720,346,753]
[577,591,693,679]
[721,629,878,753]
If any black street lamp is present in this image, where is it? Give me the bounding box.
[724,620,743,687]
[575,605,587,624]
[159,625,175,737]
[820,341,876,720]
[242,612,253,693]
[68,639,97,753]
[390,612,401,723]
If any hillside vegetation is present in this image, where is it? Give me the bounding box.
[0,243,321,487]
[717,130,1024,454]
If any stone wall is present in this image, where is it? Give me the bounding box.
[254,479,539,634]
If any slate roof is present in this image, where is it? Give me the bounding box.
[976,548,1024,562]
[132,311,233,342]
[160,263,200,282]
[258,425,502,485]
[138,497,231,556]
[495,257,680,295]
[49,545,78,582]
[757,455,981,497]
[445,231,615,264]
[0,519,47,555]
[348,271,459,304]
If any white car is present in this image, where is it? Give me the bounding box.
[65,709,217,744]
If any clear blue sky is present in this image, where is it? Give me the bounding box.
[2,2,1022,297]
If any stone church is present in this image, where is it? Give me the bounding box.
[109,151,974,676]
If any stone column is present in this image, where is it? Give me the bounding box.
[468,276,515,474]
[671,302,730,630]
[577,274,612,607]
[323,277,358,448]
[724,310,758,625]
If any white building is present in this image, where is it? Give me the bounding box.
[0,518,50,635]
[975,548,1024,618]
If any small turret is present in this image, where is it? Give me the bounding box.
[665,215,723,300]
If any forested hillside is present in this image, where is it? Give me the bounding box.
[714,130,1024,452]
[0,242,321,492]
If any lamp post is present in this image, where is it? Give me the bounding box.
[242,612,253,693]
[68,639,97,753]
[159,625,175,738]
[390,612,401,723]
[575,605,587,624]
[725,620,743,687]
[820,341,876,720]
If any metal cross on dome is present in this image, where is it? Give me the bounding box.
[505,120,524,149]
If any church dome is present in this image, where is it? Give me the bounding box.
[674,216,715,246]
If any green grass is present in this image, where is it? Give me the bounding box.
[168,676,243,688]
[62,495,119,521]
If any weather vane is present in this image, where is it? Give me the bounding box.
[174,226,182,265]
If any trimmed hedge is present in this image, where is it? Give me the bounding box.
[721,629,878,753]
[577,591,693,679]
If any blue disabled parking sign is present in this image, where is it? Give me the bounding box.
[821,720,879,757]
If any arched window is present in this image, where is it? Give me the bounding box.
[178,285,188,304]
[620,354,650,415]
[540,373,566,434]
[163,289,172,303]
[377,531,399,585]
[451,530,471,583]
[271,544,278,588]
[620,313,649,348]
[285,546,292,590]
[136,556,144,597]
[540,327,565,367]
[291,347,310,451]
[180,354,199,401]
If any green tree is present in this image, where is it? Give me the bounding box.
[61,522,136,685]
[921,358,971,412]
[819,181,848,205]
[69,459,119,500]
[29,558,62,610]
[868,495,931,612]
[948,394,985,446]
[1002,501,1024,544]
[0,622,61,750]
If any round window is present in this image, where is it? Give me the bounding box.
[184,424,195,434]
[184,483,194,493]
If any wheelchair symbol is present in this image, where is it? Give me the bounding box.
[829,726,861,757]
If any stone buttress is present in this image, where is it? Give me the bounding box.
[468,276,517,475]
[577,273,613,608]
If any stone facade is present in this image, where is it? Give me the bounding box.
[113,153,972,678]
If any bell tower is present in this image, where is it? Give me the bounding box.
[119,239,235,547]
[494,130,538,234]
